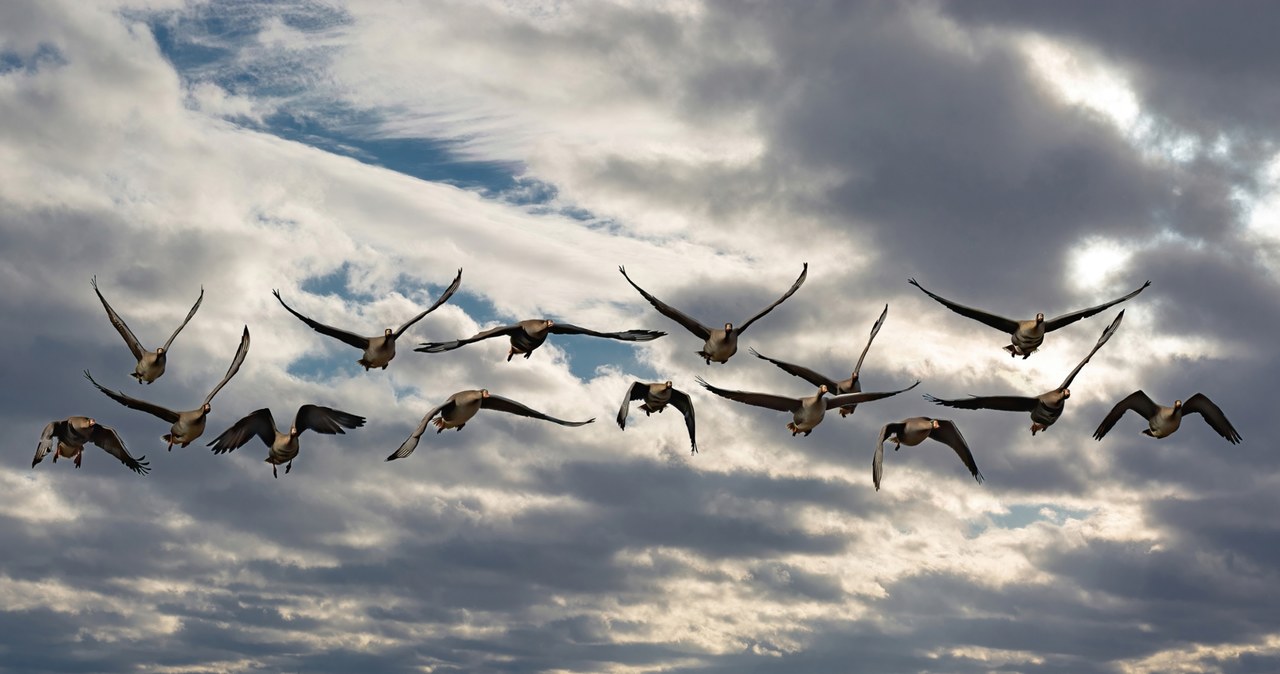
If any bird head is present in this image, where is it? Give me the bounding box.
[481,389,491,398]
[1062,388,1071,399]
[1035,313,1045,324]
[1174,399,1183,410]
[289,425,300,438]
[202,403,212,414]
[663,380,673,389]
[384,328,393,337]
[724,322,734,333]
[155,346,166,354]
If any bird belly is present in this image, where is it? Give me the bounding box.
[1149,412,1181,438]
[510,331,546,355]
[701,333,736,362]
[169,416,207,444]
[135,352,165,383]
[440,400,482,428]
[791,406,825,432]
[362,341,395,368]
[267,440,299,465]
[1010,327,1044,355]
[1031,402,1063,428]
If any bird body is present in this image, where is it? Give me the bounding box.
[388,389,595,460]
[1093,391,1240,444]
[92,276,204,384]
[208,405,365,477]
[33,416,150,474]
[617,381,698,453]
[697,376,918,436]
[873,417,980,490]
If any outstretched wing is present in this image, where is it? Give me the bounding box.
[1092,390,1158,440]
[203,326,251,406]
[161,286,205,352]
[750,348,838,390]
[90,424,150,475]
[208,408,276,454]
[873,421,905,491]
[908,278,1021,335]
[84,370,180,423]
[92,276,145,360]
[482,394,595,426]
[824,381,919,410]
[393,268,464,337]
[736,263,808,334]
[695,376,799,413]
[1181,393,1242,444]
[33,421,64,468]
[386,400,452,461]
[853,304,888,377]
[668,388,698,454]
[618,266,712,340]
[295,404,366,436]
[1045,281,1150,332]
[616,382,649,429]
[929,420,983,485]
[548,323,665,342]
[273,290,369,350]
[416,323,522,353]
[1058,310,1124,391]
[925,393,1038,412]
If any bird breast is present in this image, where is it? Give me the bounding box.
[1149,408,1182,438]
[702,331,737,362]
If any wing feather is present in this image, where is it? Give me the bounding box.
[92,276,144,360]
[908,278,1020,334]
[84,370,180,423]
[668,388,698,454]
[386,401,451,461]
[208,409,276,454]
[750,348,837,390]
[1044,281,1150,332]
[736,263,808,333]
[924,393,1039,412]
[618,266,712,340]
[616,382,649,429]
[393,268,464,337]
[416,323,522,353]
[1092,390,1157,440]
[695,376,800,412]
[929,420,983,485]
[90,424,150,475]
[203,326,250,405]
[824,380,919,410]
[1058,310,1124,391]
[161,286,205,352]
[295,404,366,436]
[481,394,595,426]
[273,290,369,350]
[1181,393,1242,444]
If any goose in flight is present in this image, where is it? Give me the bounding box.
[619,263,808,364]
[273,268,462,370]
[387,389,594,460]
[908,277,1148,358]
[92,276,204,384]
[696,376,918,436]
[925,311,1124,435]
[417,318,664,362]
[1093,391,1241,444]
[208,405,365,477]
[33,416,150,475]
[617,381,698,454]
[84,326,250,451]
[873,417,980,491]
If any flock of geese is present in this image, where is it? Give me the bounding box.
[34,267,1242,489]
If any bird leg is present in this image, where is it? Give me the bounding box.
[273,463,278,478]
[787,422,810,436]
[507,347,515,362]
[286,461,293,474]
[1030,422,1047,435]
[74,451,83,468]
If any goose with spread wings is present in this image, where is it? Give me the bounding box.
[387,389,595,460]
[84,326,250,451]
[751,303,901,418]
[208,405,365,477]
[33,417,150,475]
[619,263,808,364]
[617,381,698,454]
[697,376,919,436]
[909,277,1148,358]
[92,276,204,384]
[1093,391,1241,444]
[925,311,1124,435]
[417,318,664,362]
[873,417,981,491]
[273,268,462,370]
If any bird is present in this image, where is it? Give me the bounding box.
[1093,391,1241,444]
[873,417,981,491]
[84,326,250,451]
[618,263,808,364]
[750,303,899,417]
[92,275,204,384]
[696,375,919,436]
[617,381,698,454]
[33,417,150,475]
[925,310,1124,435]
[208,405,365,477]
[273,268,462,370]
[416,319,664,362]
[908,277,1149,358]
[387,389,595,460]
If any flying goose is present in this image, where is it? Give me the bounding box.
[619,263,808,364]
[84,326,250,451]
[273,268,462,370]
[208,405,365,477]
[751,303,900,417]
[1093,391,1241,444]
[696,376,919,436]
[387,389,595,460]
[925,310,1124,435]
[416,319,664,361]
[873,417,981,491]
[617,381,698,454]
[908,277,1149,358]
[33,416,150,475]
[92,276,204,384]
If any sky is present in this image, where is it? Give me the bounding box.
[2,1,1279,672]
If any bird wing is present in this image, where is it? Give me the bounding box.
[695,376,800,412]
[481,394,595,426]
[1058,310,1124,391]
[33,421,64,468]
[924,393,1038,412]
[393,268,464,337]
[929,420,983,485]
[824,380,920,409]
[1044,281,1150,332]
[735,263,808,334]
[616,381,649,429]
[618,266,712,340]
[272,289,369,350]
[907,278,1020,334]
[92,276,145,360]
[295,404,366,436]
[749,348,837,390]
[1181,393,1242,444]
[161,286,205,352]
[1091,390,1158,440]
[873,421,905,491]
[84,370,180,423]
[853,304,889,377]
[90,424,150,475]
[208,408,276,454]
[547,323,666,342]
[386,400,452,461]
[416,323,522,353]
[667,388,699,454]
[202,326,250,406]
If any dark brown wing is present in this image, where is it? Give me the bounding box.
[92,276,145,360]
[618,266,712,340]
[273,289,369,350]
[481,394,595,426]
[750,348,838,390]
[84,370,180,423]
[386,400,453,461]
[208,408,277,454]
[1044,281,1150,332]
[160,286,205,352]
[825,380,919,410]
[1181,393,1242,444]
[736,263,808,334]
[1058,310,1124,391]
[203,326,250,406]
[617,382,650,429]
[908,278,1021,334]
[1092,390,1158,440]
[548,323,665,342]
[873,421,906,491]
[33,421,65,468]
[416,323,523,353]
[393,268,463,337]
[695,376,800,412]
[925,393,1038,412]
[667,388,698,454]
[853,304,888,377]
[295,405,366,436]
[90,424,150,475]
[929,419,983,485]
